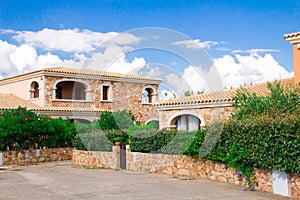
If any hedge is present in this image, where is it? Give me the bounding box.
[73,130,128,151]
[0,107,76,150]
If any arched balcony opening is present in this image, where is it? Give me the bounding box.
[55,81,86,100]
[142,87,156,104]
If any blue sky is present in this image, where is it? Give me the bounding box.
[0,0,299,96]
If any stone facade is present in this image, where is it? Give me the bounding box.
[73,149,300,199]
[2,148,73,165]
[158,106,233,130]
[291,174,300,198]
[44,75,160,123]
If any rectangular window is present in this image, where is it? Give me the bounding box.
[102,85,111,101]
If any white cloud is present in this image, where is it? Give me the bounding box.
[9,44,37,71]
[0,40,17,74]
[173,39,219,49]
[0,40,85,77]
[84,44,146,74]
[0,28,143,77]
[214,54,293,88]
[12,28,116,52]
[35,52,82,68]
[232,49,280,56]
[10,28,140,53]
[101,33,141,47]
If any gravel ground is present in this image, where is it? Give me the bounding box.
[0,161,289,200]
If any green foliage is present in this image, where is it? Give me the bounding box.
[184,90,194,96]
[206,82,300,190]
[183,90,204,96]
[73,130,128,151]
[128,123,207,155]
[0,107,76,150]
[98,110,138,131]
[129,129,176,153]
[232,81,299,119]
[160,130,207,156]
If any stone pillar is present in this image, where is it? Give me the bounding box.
[112,146,120,169]
[85,90,93,101]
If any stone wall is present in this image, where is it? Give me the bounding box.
[291,174,300,198]
[44,76,160,124]
[2,148,73,165]
[73,149,300,199]
[72,147,119,169]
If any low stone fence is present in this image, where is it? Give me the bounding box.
[72,148,300,199]
[1,148,73,165]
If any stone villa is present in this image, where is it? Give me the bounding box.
[0,67,162,123]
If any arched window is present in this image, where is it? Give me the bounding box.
[171,115,201,131]
[55,81,86,100]
[30,81,39,98]
[143,87,155,104]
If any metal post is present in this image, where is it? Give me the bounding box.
[120,143,126,169]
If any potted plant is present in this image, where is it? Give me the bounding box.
[114,137,121,146]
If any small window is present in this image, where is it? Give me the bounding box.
[101,85,112,101]
[30,81,39,99]
[143,87,155,104]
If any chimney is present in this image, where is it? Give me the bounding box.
[284,31,300,85]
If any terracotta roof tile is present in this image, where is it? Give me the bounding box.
[0,94,43,110]
[44,66,163,82]
[154,77,295,107]
[37,106,103,112]
[284,32,300,39]
[0,94,102,113]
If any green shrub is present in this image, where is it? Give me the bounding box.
[207,82,300,175]
[129,126,207,155]
[73,130,128,151]
[0,107,76,150]
[129,130,176,153]
[98,110,138,131]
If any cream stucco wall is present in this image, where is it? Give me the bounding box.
[0,76,45,106]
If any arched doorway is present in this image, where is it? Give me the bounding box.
[170,114,201,131]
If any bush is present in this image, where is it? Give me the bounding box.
[0,107,76,150]
[98,110,139,131]
[207,82,300,174]
[129,124,207,155]
[129,129,176,153]
[73,130,128,151]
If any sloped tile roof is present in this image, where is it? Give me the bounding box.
[0,66,163,84]
[0,94,44,110]
[154,77,295,107]
[37,106,103,112]
[0,94,102,113]
[45,66,163,82]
